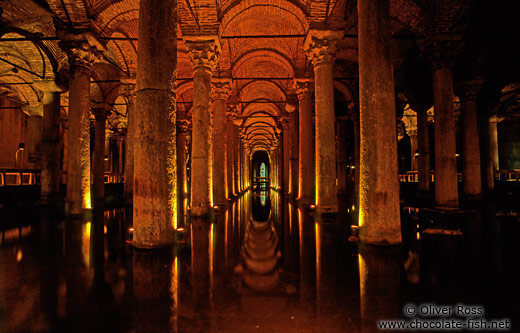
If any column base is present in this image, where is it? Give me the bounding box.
[359,233,402,246]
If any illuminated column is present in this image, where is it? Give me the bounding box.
[457,80,483,200]
[133,0,177,248]
[295,79,315,204]
[281,118,290,196]
[176,119,191,228]
[304,30,341,214]
[287,100,299,197]
[336,116,349,194]
[185,37,220,217]
[61,41,102,215]
[26,114,43,169]
[429,37,460,209]
[91,107,110,206]
[489,116,501,172]
[211,79,231,205]
[413,104,431,194]
[357,0,401,244]
[36,81,63,203]
[123,84,136,206]
[226,108,238,198]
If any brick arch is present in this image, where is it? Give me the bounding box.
[238,80,286,104]
[221,1,308,36]
[232,48,295,77]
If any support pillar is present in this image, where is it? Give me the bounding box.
[336,116,349,194]
[281,118,290,196]
[91,108,109,206]
[304,30,342,214]
[358,0,401,244]
[211,79,231,205]
[176,120,190,228]
[123,85,136,206]
[36,81,63,203]
[288,102,299,197]
[489,116,500,172]
[133,0,177,248]
[413,104,431,194]
[295,79,315,204]
[226,107,238,199]
[61,41,101,215]
[457,80,483,200]
[429,37,460,209]
[185,37,220,217]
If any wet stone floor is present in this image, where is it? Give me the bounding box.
[0,190,518,332]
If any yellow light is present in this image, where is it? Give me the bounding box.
[16,249,23,262]
[104,225,107,234]
[416,231,421,240]
[83,189,91,210]
[129,227,134,232]
[82,221,91,267]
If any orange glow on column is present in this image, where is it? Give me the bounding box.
[171,256,179,332]
[83,189,91,210]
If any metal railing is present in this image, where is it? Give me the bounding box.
[0,169,124,186]
[399,170,520,183]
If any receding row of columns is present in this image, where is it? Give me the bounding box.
[40,0,503,250]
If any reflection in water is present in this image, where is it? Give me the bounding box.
[235,190,281,292]
[1,193,519,332]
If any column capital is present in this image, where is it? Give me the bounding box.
[176,119,192,133]
[184,36,221,71]
[304,30,342,66]
[279,116,290,130]
[211,78,232,101]
[60,39,103,71]
[423,34,463,70]
[455,79,484,102]
[294,78,314,100]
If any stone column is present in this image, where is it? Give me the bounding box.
[287,99,299,197]
[295,79,315,204]
[336,116,349,194]
[457,80,483,200]
[36,81,63,203]
[185,37,220,217]
[304,30,342,214]
[123,84,136,206]
[211,79,231,205]
[176,119,190,228]
[412,104,431,194]
[226,107,238,199]
[489,116,501,172]
[26,114,43,169]
[357,0,401,244]
[61,41,101,215]
[429,37,460,209]
[133,0,177,248]
[91,108,109,206]
[281,118,290,196]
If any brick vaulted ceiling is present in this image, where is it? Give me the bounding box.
[1,0,519,147]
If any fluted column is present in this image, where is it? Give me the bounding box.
[358,0,401,244]
[304,30,342,214]
[133,0,177,248]
[457,80,483,200]
[211,79,231,205]
[61,41,101,215]
[123,84,136,206]
[185,37,220,217]
[295,79,315,204]
[35,81,63,204]
[428,37,461,209]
